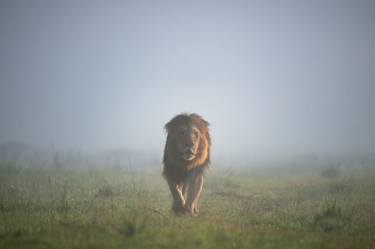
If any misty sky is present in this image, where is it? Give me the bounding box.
[1,0,374,159]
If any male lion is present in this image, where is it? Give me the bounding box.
[163,113,211,216]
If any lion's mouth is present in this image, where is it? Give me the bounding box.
[181,153,196,161]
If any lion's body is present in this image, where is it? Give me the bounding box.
[163,113,211,215]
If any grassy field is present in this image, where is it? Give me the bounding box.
[0,162,375,249]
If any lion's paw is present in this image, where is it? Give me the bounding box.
[184,204,199,216]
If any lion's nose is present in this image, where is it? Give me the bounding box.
[185,141,193,148]
[183,147,194,154]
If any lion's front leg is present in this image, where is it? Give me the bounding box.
[167,180,185,213]
[185,172,203,216]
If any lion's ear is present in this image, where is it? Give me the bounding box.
[190,113,210,127]
[164,115,180,133]
[164,121,173,133]
[201,118,210,127]
[164,114,188,133]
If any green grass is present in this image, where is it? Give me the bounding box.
[0,163,375,249]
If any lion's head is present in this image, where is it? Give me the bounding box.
[163,113,211,175]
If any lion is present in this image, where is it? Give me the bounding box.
[163,113,211,216]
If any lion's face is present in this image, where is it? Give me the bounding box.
[164,113,210,165]
[175,125,201,161]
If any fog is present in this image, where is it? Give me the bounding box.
[1,0,375,166]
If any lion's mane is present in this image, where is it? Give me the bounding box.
[163,113,211,182]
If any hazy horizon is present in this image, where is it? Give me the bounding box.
[1,1,375,163]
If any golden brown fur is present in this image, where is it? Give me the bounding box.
[163,113,211,215]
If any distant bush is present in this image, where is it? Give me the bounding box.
[95,185,115,198]
[321,163,341,178]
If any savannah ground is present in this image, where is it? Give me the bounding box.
[0,162,375,249]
